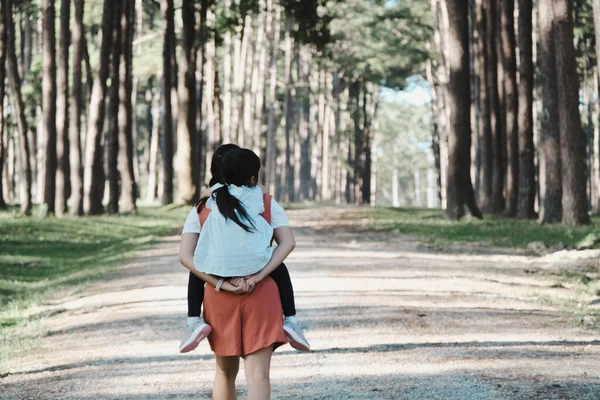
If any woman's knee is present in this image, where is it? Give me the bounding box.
[216,356,240,380]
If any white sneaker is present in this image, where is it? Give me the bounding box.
[283,317,310,352]
[179,317,212,353]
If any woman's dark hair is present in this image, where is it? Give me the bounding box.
[196,144,240,211]
[213,148,261,232]
[209,143,241,187]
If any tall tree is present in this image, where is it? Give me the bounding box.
[499,0,518,216]
[175,0,197,204]
[55,0,70,216]
[538,0,562,223]
[516,0,535,219]
[118,0,136,213]
[592,0,600,214]
[160,0,175,205]
[69,0,84,216]
[485,0,504,212]
[0,0,7,209]
[83,0,115,215]
[265,0,281,194]
[444,0,483,219]
[552,0,590,226]
[107,0,123,214]
[474,0,492,211]
[6,0,32,214]
[42,0,58,214]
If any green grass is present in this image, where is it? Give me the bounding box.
[0,205,188,371]
[364,207,600,249]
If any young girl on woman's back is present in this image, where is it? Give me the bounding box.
[179,145,309,353]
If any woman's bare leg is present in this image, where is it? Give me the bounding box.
[244,346,274,400]
[214,355,240,400]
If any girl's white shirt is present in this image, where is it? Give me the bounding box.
[181,184,289,277]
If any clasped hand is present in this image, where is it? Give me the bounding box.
[226,275,260,294]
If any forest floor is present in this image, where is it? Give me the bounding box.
[1,207,600,400]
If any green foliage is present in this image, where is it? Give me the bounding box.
[365,207,600,248]
[328,0,433,88]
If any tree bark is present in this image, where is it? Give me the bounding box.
[445,0,483,219]
[0,0,6,208]
[69,0,84,216]
[592,0,600,214]
[84,0,115,215]
[174,0,197,204]
[283,16,295,202]
[118,0,136,213]
[474,0,492,211]
[221,0,233,143]
[147,75,160,202]
[251,0,267,155]
[265,0,280,194]
[552,0,590,226]
[107,1,123,214]
[538,0,562,223]
[55,0,70,216]
[485,0,504,213]
[160,0,175,205]
[516,0,536,219]
[6,0,31,214]
[42,0,58,214]
[499,0,518,216]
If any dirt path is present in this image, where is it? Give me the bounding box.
[2,208,600,400]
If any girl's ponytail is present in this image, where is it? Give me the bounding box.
[214,149,262,232]
[213,185,256,232]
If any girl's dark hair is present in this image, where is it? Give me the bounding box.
[196,144,240,211]
[213,148,261,232]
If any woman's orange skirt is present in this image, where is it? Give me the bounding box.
[204,277,287,357]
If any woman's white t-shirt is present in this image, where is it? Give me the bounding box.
[181,184,289,277]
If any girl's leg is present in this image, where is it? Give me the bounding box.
[214,355,240,400]
[268,264,296,317]
[187,271,205,317]
[244,346,274,400]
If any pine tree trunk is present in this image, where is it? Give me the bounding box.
[321,70,332,201]
[552,0,590,226]
[592,0,600,214]
[6,0,32,214]
[499,0,518,216]
[265,0,280,194]
[283,16,295,202]
[146,75,160,202]
[197,0,209,190]
[445,0,483,219]
[42,0,58,214]
[174,0,196,204]
[475,0,492,211]
[160,0,175,205]
[221,0,233,143]
[242,19,254,149]
[516,0,536,219]
[0,0,6,208]
[20,17,32,80]
[54,0,70,216]
[69,0,84,216]
[84,0,115,215]
[485,0,504,213]
[538,0,562,223]
[251,0,267,155]
[107,1,123,214]
[118,0,136,213]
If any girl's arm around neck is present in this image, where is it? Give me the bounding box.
[253,226,296,282]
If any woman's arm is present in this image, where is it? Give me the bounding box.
[248,226,296,285]
[180,233,247,293]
